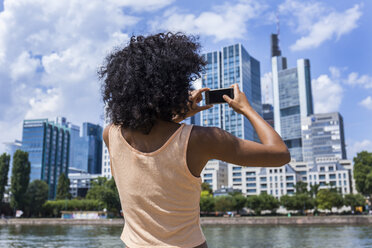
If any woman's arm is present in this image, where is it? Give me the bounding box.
[196,83,290,167]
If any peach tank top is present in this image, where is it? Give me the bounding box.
[108,123,206,248]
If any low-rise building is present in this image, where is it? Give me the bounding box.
[201,160,228,192]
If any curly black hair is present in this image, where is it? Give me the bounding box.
[99,32,206,134]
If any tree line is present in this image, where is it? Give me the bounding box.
[200,181,366,215]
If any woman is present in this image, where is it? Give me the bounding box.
[100,32,290,248]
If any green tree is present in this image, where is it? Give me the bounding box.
[0,153,11,205]
[231,194,247,214]
[246,193,279,215]
[201,182,213,195]
[56,173,71,200]
[24,180,49,217]
[246,195,262,215]
[280,194,314,213]
[200,195,215,213]
[344,194,365,211]
[353,151,372,197]
[316,189,344,211]
[259,193,280,213]
[214,195,233,212]
[86,177,121,214]
[10,150,31,211]
[309,184,320,198]
[295,181,308,194]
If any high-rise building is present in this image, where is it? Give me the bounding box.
[271,33,314,162]
[200,43,262,193]
[67,123,80,170]
[201,44,262,140]
[101,105,112,179]
[262,103,274,128]
[74,123,103,174]
[302,112,347,166]
[21,118,70,199]
[2,139,22,186]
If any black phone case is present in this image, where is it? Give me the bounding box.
[205,88,234,105]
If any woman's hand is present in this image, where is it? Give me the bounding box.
[222,83,252,115]
[172,87,213,123]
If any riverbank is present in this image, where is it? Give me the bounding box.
[1,216,372,225]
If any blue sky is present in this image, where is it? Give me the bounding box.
[0,0,371,159]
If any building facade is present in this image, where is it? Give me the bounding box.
[68,171,101,198]
[101,106,112,179]
[21,118,70,199]
[271,34,314,162]
[262,103,274,128]
[199,43,262,194]
[79,123,103,174]
[302,112,347,166]
[200,160,228,192]
[200,43,262,140]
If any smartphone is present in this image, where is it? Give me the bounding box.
[205,88,234,105]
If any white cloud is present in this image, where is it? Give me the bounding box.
[149,0,266,42]
[311,67,343,113]
[0,0,173,153]
[279,0,362,51]
[347,139,372,159]
[261,72,273,104]
[345,72,372,89]
[359,96,372,110]
[109,0,174,12]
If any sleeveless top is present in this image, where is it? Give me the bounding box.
[108,123,207,248]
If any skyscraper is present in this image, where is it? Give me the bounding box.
[271,34,314,162]
[302,112,347,165]
[101,105,112,179]
[200,43,262,194]
[21,118,70,199]
[82,122,103,174]
[262,103,274,128]
[201,43,262,141]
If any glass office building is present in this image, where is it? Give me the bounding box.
[271,34,314,162]
[263,103,274,128]
[302,112,347,166]
[21,118,70,199]
[201,44,262,141]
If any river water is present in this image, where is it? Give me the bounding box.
[1,224,372,248]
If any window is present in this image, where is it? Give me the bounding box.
[246,183,256,187]
[233,167,241,171]
[329,174,336,179]
[286,183,294,187]
[246,171,256,176]
[329,166,334,171]
[233,172,241,176]
[233,178,241,182]
[260,177,267,182]
[320,167,325,172]
[286,176,294,181]
[319,175,326,180]
[247,189,256,193]
[203,173,212,178]
[246,177,255,181]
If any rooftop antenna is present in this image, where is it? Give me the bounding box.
[276,10,280,44]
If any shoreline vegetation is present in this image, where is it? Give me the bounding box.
[1,216,372,226]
